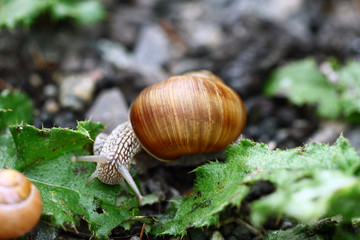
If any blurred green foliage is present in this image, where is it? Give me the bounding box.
[2,84,360,239]
[264,58,360,122]
[0,0,105,30]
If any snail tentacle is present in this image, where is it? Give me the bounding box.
[72,71,246,202]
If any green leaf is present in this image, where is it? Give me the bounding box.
[0,131,17,169]
[0,89,142,238]
[337,61,360,122]
[9,123,95,171]
[264,58,360,122]
[0,90,33,168]
[264,217,360,240]
[327,181,360,221]
[150,141,253,236]
[0,90,34,131]
[150,142,270,236]
[246,136,360,226]
[151,136,360,236]
[264,220,335,240]
[251,170,359,225]
[0,0,52,29]
[51,0,105,24]
[243,135,360,182]
[1,121,142,238]
[0,0,105,30]
[76,120,105,140]
[26,152,140,238]
[264,58,341,119]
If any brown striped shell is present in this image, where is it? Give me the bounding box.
[129,71,246,161]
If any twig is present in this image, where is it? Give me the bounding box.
[139,223,146,240]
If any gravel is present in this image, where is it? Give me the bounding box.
[1,0,360,239]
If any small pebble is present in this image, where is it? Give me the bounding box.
[133,24,172,68]
[97,39,132,70]
[168,187,181,200]
[85,88,128,133]
[185,22,223,50]
[54,111,77,129]
[109,6,151,47]
[29,73,42,87]
[344,126,360,153]
[43,99,60,114]
[59,71,100,111]
[306,121,348,145]
[33,112,55,129]
[133,66,169,87]
[210,231,225,240]
[43,84,58,98]
[61,49,82,72]
[144,178,163,196]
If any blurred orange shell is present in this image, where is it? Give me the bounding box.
[0,169,42,239]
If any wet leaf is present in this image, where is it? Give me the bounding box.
[151,137,360,237]
[0,90,33,131]
[2,121,141,238]
[264,58,360,122]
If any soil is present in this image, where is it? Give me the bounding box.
[1,0,360,239]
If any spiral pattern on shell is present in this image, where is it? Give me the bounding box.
[0,169,42,239]
[130,71,246,161]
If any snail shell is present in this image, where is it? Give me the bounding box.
[130,71,246,161]
[72,70,246,201]
[0,169,42,239]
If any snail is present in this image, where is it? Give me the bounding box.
[72,71,246,201]
[0,169,42,239]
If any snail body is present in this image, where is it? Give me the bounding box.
[72,71,246,200]
[0,169,42,239]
